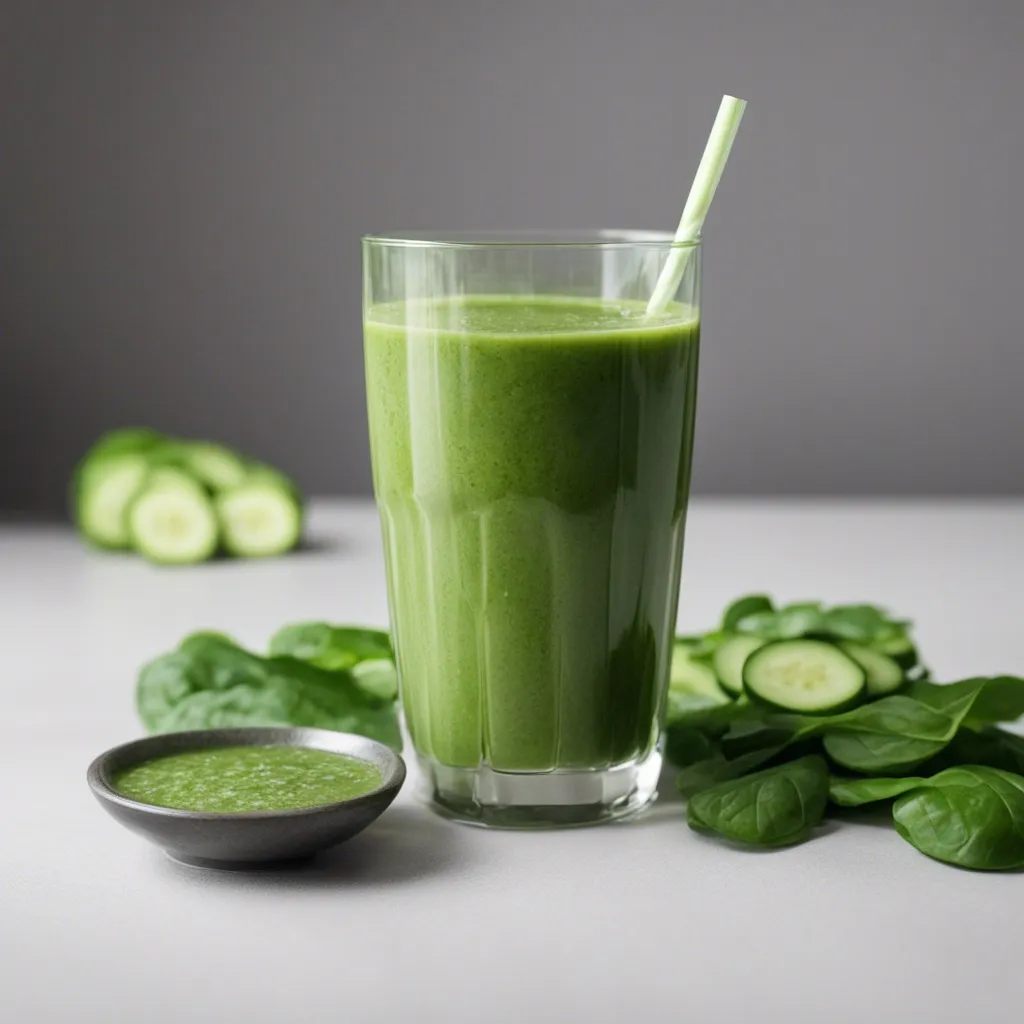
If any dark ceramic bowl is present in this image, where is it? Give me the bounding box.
[88,727,406,869]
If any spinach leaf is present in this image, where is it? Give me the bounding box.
[829,765,1024,868]
[137,635,402,750]
[665,700,756,775]
[892,766,1024,871]
[943,727,1024,775]
[816,694,959,773]
[677,740,792,797]
[771,602,827,637]
[906,677,988,715]
[905,676,1024,735]
[684,630,729,661]
[962,676,1024,727]
[822,731,948,775]
[718,721,796,760]
[771,679,1019,775]
[736,602,824,639]
[664,726,719,769]
[676,755,744,796]
[722,594,774,632]
[268,622,393,671]
[268,622,397,701]
[179,631,239,652]
[798,693,951,737]
[686,755,830,847]
[813,683,988,773]
[731,610,778,636]
[665,695,756,735]
[732,599,912,649]
[828,775,926,807]
[664,699,767,772]
[676,717,804,796]
[823,604,909,643]
[142,634,268,725]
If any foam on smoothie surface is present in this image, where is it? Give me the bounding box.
[366,294,699,337]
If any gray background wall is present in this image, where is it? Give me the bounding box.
[2,0,1022,514]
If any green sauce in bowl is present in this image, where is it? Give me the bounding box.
[113,745,383,813]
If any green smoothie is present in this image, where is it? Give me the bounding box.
[364,295,699,772]
[113,746,382,813]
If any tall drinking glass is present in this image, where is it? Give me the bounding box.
[363,231,700,827]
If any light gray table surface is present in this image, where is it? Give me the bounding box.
[3,499,1022,1023]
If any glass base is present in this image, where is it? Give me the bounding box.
[416,748,663,829]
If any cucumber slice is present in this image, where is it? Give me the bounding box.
[712,634,765,695]
[743,639,866,714]
[128,473,219,564]
[145,466,208,492]
[216,481,303,558]
[182,442,249,491]
[247,462,304,504]
[77,454,151,548]
[872,633,918,671]
[670,641,729,704]
[840,641,904,697]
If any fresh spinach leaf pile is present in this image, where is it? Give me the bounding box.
[137,625,401,750]
[667,595,1024,871]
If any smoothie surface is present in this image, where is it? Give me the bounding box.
[113,746,382,813]
[366,294,699,337]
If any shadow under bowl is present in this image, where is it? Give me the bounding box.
[87,727,406,869]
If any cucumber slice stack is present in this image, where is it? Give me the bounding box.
[73,428,304,565]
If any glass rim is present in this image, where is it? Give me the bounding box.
[362,229,700,250]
